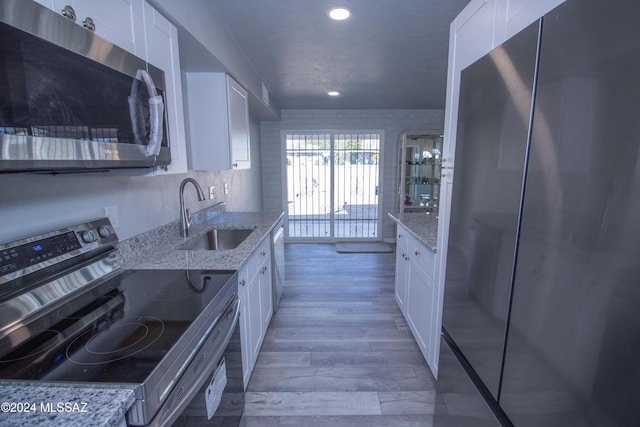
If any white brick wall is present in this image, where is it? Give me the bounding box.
[260,109,444,241]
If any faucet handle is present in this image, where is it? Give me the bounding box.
[185,208,192,226]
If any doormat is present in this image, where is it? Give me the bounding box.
[335,243,393,253]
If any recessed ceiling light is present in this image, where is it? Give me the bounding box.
[328,7,351,21]
[328,91,341,97]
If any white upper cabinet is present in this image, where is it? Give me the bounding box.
[227,77,251,170]
[49,0,142,55]
[185,73,251,171]
[140,2,187,175]
[497,0,567,42]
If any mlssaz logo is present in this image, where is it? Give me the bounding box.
[40,402,89,413]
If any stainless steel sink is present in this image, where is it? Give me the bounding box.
[179,228,255,251]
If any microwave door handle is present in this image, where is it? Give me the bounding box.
[141,70,164,157]
[128,77,146,146]
[147,95,164,157]
[128,69,165,157]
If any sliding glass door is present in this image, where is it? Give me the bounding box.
[285,131,382,240]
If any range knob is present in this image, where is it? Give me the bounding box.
[80,230,98,243]
[98,225,113,238]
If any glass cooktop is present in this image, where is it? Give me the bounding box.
[0,269,235,384]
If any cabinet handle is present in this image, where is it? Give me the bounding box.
[82,17,96,32]
[61,5,76,22]
[239,279,246,287]
[233,163,238,168]
[398,234,404,238]
[415,250,420,256]
[261,251,266,256]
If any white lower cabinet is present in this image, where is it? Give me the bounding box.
[238,281,252,389]
[395,231,409,312]
[405,257,435,364]
[248,266,263,367]
[394,223,437,374]
[258,256,273,333]
[239,238,273,389]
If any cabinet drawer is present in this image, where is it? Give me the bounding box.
[247,237,271,279]
[408,236,435,279]
[396,225,409,250]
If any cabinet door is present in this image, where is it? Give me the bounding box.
[239,289,252,390]
[259,258,273,331]
[226,76,251,169]
[406,256,435,366]
[141,2,188,175]
[248,273,263,367]
[395,230,409,313]
[51,0,141,54]
[185,73,251,170]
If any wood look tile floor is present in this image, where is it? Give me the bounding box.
[242,243,437,426]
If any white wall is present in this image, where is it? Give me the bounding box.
[260,109,444,241]
[0,118,263,243]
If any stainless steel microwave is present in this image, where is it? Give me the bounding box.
[0,0,170,173]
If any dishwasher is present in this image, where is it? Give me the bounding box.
[271,216,285,313]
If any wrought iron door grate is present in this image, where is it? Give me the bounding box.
[285,132,381,239]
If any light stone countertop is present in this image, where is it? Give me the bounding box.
[118,209,285,270]
[388,211,439,252]
[0,383,135,427]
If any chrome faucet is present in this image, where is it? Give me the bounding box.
[179,178,206,237]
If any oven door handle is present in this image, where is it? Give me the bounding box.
[147,296,240,427]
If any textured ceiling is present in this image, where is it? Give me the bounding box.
[210,0,470,110]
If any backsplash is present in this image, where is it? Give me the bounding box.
[0,168,261,244]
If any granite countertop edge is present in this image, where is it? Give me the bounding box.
[388,211,439,252]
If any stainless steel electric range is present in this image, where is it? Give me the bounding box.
[0,218,241,426]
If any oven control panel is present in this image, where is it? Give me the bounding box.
[0,231,82,276]
[0,218,118,295]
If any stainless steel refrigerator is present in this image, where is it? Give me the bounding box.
[436,0,640,425]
